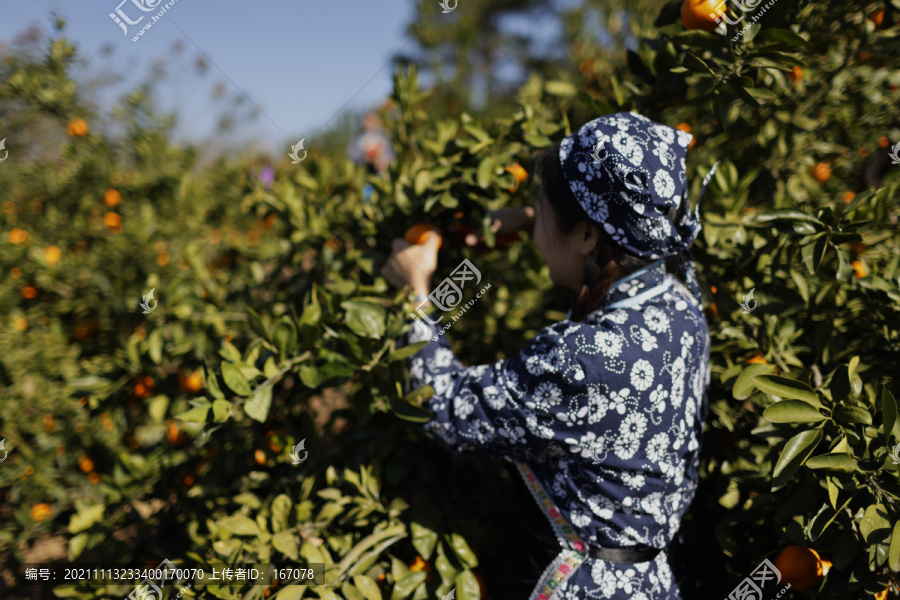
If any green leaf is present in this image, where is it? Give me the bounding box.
[476,157,495,189]
[404,385,435,407]
[388,341,428,362]
[342,300,387,339]
[245,385,273,422]
[801,233,828,275]
[224,514,260,536]
[271,494,292,533]
[274,316,298,356]
[414,170,432,196]
[545,80,577,96]
[833,406,872,425]
[772,429,822,491]
[353,575,382,600]
[448,533,478,569]
[672,30,724,49]
[390,572,427,600]
[806,453,860,472]
[212,399,231,423]
[247,307,269,341]
[222,362,252,396]
[68,504,105,534]
[889,522,900,572]
[176,400,211,423]
[755,375,822,407]
[860,504,891,544]
[68,533,89,561]
[755,209,823,225]
[733,363,776,400]
[764,401,826,423]
[205,366,225,399]
[411,521,439,560]
[273,585,307,600]
[883,388,897,442]
[743,87,778,102]
[827,477,839,509]
[300,295,322,328]
[272,531,299,560]
[455,570,480,600]
[299,365,320,389]
[390,398,434,423]
[755,28,812,50]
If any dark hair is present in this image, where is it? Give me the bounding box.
[533,141,688,322]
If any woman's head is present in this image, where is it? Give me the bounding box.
[533,140,687,321]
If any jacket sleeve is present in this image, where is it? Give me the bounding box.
[396,312,589,464]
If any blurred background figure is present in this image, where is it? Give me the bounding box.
[348,110,395,202]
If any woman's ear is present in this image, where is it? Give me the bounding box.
[578,221,600,257]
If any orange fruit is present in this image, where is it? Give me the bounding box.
[404,224,442,249]
[409,556,428,572]
[103,212,122,232]
[704,302,718,319]
[843,191,856,204]
[44,245,61,265]
[772,545,832,594]
[323,237,342,251]
[266,431,283,453]
[852,260,867,278]
[167,420,189,446]
[78,456,95,473]
[875,588,889,600]
[104,189,121,207]
[859,51,872,61]
[22,285,37,300]
[860,147,870,157]
[710,285,718,293]
[88,472,100,484]
[878,136,890,148]
[43,414,55,431]
[180,371,203,394]
[681,0,725,31]
[811,162,831,183]
[850,242,868,256]
[505,163,528,192]
[747,354,768,364]
[67,118,89,137]
[246,231,260,247]
[254,449,267,466]
[787,66,803,83]
[102,413,112,431]
[184,474,195,486]
[24,465,35,476]
[869,9,884,27]
[675,123,696,150]
[8,228,29,245]
[32,503,53,522]
[11,267,22,279]
[133,375,154,398]
[157,253,169,267]
[15,317,28,331]
[264,214,277,228]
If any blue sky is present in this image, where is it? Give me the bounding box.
[0,0,423,154]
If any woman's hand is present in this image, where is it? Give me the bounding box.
[381,233,441,296]
[463,206,535,247]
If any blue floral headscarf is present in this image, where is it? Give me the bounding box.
[558,111,719,307]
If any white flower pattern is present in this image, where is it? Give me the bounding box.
[396,260,710,600]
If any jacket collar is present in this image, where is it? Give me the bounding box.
[591,258,669,314]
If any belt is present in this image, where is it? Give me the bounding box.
[588,544,665,564]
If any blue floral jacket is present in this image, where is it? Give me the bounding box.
[398,259,711,600]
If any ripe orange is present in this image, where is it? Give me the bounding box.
[44,245,61,266]
[408,556,430,572]
[681,0,725,31]
[88,472,100,484]
[787,66,803,83]
[104,189,121,207]
[167,420,189,446]
[859,51,872,61]
[323,237,342,251]
[869,10,884,27]
[78,456,95,473]
[157,253,170,267]
[772,545,832,594]
[875,588,889,600]
[24,465,35,476]
[675,123,696,150]
[852,260,867,278]
[32,503,53,522]
[67,118,89,137]
[184,474,195,486]
[404,224,442,249]
[843,191,856,204]
[22,285,37,300]
[254,449,267,466]
[15,317,28,331]
[43,414,55,432]
[704,302,718,319]
[103,212,122,232]
[102,413,112,431]
[8,228,29,245]
[133,375,154,398]
[266,431,283,453]
[505,163,528,193]
[179,371,203,394]
[747,354,768,364]
[811,162,831,183]
[11,267,21,279]
[859,147,870,157]
[710,285,718,293]
[878,136,890,148]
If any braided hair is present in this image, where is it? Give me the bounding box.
[533,141,688,322]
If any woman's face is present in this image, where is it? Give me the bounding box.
[533,187,600,291]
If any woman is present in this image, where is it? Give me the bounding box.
[381,112,716,600]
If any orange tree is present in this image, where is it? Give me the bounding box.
[2,1,900,598]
